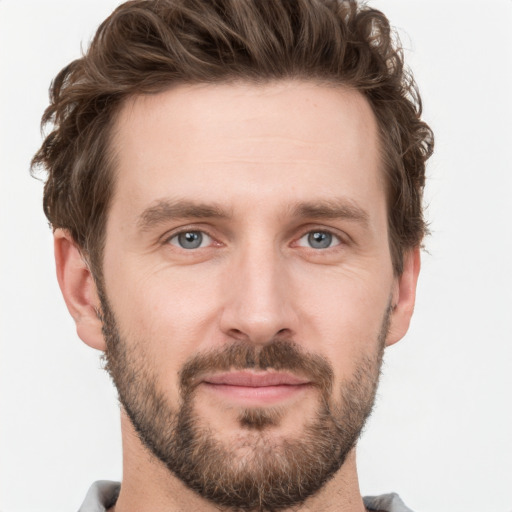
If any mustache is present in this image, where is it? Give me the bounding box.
[179,339,334,395]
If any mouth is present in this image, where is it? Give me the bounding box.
[200,371,313,405]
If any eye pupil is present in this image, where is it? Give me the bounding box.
[308,231,332,249]
[178,231,203,249]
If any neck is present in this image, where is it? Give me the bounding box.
[111,411,368,512]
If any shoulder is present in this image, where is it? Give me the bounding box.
[363,492,415,512]
[78,481,120,512]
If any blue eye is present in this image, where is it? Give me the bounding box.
[297,231,340,249]
[169,231,212,249]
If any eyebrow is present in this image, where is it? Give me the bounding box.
[291,199,369,226]
[136,197,369,232]
[137,199,232,232]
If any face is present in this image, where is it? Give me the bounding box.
[72,81,417,510]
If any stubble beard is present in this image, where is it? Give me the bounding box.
[99,291,389,512]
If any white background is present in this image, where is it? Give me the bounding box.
[1,1,511,511]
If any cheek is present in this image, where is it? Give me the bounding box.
[294,266,391,372]
[104,260,224,388]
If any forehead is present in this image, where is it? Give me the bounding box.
[110,81,383,219]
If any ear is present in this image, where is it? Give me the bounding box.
[386,247,421,347]
[54,229,106,351]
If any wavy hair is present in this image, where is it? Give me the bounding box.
[32,0,434,276]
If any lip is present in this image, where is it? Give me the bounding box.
[203,371,310,387]
[200,371,312,405]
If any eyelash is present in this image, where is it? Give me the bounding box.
[163,226,218,249]
[163,226,347,251]
[295,229,343,250]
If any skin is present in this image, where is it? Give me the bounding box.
[54,81,420,512]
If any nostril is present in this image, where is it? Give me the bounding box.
[226,327,293,344]
[276,328,293,338]
[227,328,249,341]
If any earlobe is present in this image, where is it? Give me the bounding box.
[54,229,106,351]
[386,247,421,347]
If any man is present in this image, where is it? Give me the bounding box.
[32,0,433,510]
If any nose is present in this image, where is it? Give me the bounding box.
[219,243,298,345]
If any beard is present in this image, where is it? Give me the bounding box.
[100,291,389,512]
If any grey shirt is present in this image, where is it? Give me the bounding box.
[78,480,414,512]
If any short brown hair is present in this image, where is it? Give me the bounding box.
[32,0,433,276]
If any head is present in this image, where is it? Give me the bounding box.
[33,1,433,510]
